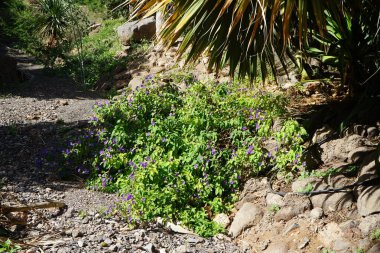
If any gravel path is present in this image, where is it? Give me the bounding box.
[0,48,241,253]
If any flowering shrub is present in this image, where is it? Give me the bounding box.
[65,78,307,236]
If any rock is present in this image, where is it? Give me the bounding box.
[175,245,189,253]
[282,222,300,235]
[348,146,376,163]
[59,100,69,106]
[109,245,118,252]
[236,178,268,209]
[339,220,359,230]
[117,16,156,45]
[77,240,85,247]
[312,125,334,144]
[266,193,284,207]
[310,207,324,220]
[320,134,365,164]
[213,213,230,228]
[358,214,380,236]
[357,185,380,216]
[310,182,353,212]
[367,127,379,138]
[318,223,353,252]
[367,242,380,253]
[357,151,379,184]
[274,195,311,221]
[128,77,143,91]
[229,202,263,238]
[143,243,154,253]
[72,229,83,238]
[167,222,195,235]
[291,177,320,193]
[298,237,310,249]
[265,242,289,253]
[358,238,371,251]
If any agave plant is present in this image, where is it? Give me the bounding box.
[35,0,75,47]
[125,0,380,96]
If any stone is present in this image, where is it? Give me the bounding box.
[310,182,353,212]
[274,195,311,222]
[77,240,85,247]
[236,178,268,209]
[143,243,154,253]
[310,207,324,220]
[367,127,379,138]
[283,222,300,235]
[213,213,230,228]
[312,125,334,144]
[317,223,353,252]
[265,242,289,253]
[128,77,143,91]
[291,177,320,193]
[72,229,83,238]
[357,185,380,216]
[357,151,379,184]
[266,193,284,207]
[358,214,380,236]
[367,242,380,253]
[298,237,310,249]
[229,202,263,238]
[117,16,156,45]
[109,245,118,252]
[348,146,376,164]
[358,238,371,251]
[320,134,365,164]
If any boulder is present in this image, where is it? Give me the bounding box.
[236,178,268,210]
[117,16,156,46]
[128,77,143,91]
[358,213,380,236]
[213,213,230,229]
[310,182,353,212]
[274,195,311,221]
[317,223,353,252]
[367,242,380,253]
[265,242,289,253]
[357,186,380,216]
[229,202,263,238]
[266,193,284,207]
[320,134,366,164]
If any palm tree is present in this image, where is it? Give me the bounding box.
[126,0,380,97]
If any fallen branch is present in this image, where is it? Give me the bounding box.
[1,200,66,215]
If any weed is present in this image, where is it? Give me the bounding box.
[297,183,314,193]
[0,239,21,253]
[269,204,281,213]
[78,210,87,219]
[371,228,380,240]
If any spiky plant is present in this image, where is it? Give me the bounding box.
[124,0,380,96]
[35,0,75,47]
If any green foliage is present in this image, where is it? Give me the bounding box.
[297,183,314,193]
[0,0,40,50]
[371,228,380,240]
[269,204,280,213]
[299,166,359,180]
[64,78,306,236]
[0,239,21,253]
[130,0,380,94]
[57,18,151,87]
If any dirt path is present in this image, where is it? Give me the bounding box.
[0,48,241,253]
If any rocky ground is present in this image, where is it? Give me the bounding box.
[0,48,241,253]
[1,46,380,253]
